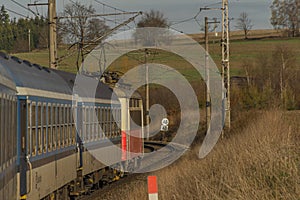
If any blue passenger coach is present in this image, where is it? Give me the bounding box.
[0,53,144,200]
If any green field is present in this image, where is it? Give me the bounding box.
[13,36,300,77]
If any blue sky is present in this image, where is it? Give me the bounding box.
[1,0,274,33]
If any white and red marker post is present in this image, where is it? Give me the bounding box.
[148,176,158,200]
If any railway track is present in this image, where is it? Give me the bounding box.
[77,141,171,200]
[137,141,187,173]
[78,141,188,200]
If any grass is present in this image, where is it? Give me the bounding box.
[94,110,300,199]
[11,33,300,78]
[10,31,300,199]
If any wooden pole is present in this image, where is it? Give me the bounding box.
[49,0,57,68]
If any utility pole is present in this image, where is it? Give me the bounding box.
[205,17,211,131]
[204,17,220,130]
[49,0,57,68]
[200,0,231,129]
[205,17,210,130]
[221,0,231,129]
[28,0,57,68]
[145,49,150,140]
[28,29,31,52]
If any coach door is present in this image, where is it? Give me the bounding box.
[18,99,27,198]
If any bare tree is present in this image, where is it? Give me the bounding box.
[137,10,169,28]
[134,10,170,46]
[86,18,109,42]
[235,12,253,39]
[58,2,109,44]
[270,0,299,37]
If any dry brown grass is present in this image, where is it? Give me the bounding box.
[95,110,300,200]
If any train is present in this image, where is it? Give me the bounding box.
[0,52,144,200]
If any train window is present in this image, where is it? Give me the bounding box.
[65,105,68,146]
[94,107,97,141]
[102,107,107,138]
[82,106,85,140]
[52,104,57,150]
[7,98,10,163]
[87,106,91,142]
[1,98,4,168]
[118,108,121,136]
[108,107,111,138]
[90,106,94,142]
[99,107,102,139]
[7,98,11,164]
[91,106,94,141]
[68,105,72,146]
[116,108,119,137]
[11,98,14,163]
[3,98,7,167]
[86,106,89,142]
[93,106,97,141]
[13,98,17,161]
[38,104,42,155]
[62,105,66,147]
[70,106,74,145]
[82,106,86,142]
[111,108,115,137]
[55,104,59,149]
[71,107,76,145]
[113,108,116,137]
[89,106,93,142]
[27,102,31,156]
[47,103,51,152]
[7,99,11,164]
[66,105,69,146]
[95,107,99,140]
[42,103,47,153]
[89,106,92,141]
[32,104,37,156]
[59,105,63,148]
[29,103,33,156]
[91,106,97,141]
[12,98,16,162]
[108,107,112,138]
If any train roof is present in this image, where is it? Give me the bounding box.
[0,53,116,100]
[0,53,71,95]
[49,68,115,100]
[0,53,16,92]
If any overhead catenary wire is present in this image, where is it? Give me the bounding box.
[94,0,127,13]
[5,7,29,19]
[11,0,39,17]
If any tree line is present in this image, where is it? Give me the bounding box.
[0,5,48,53]
[0,1,299,53]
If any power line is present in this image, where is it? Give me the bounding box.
[56,11,140,20]
[11,0,39,17]
[94,0,127,13]
[5,7,29,19]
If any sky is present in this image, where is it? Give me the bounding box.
[1,0,274,34]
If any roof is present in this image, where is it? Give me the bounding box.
[0,53,71,95]
[0,53,126,102]
[0,53,16,92]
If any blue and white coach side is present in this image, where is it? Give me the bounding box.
[0,54,78,200]
[0,53,145,200]
[0,53,18,200]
